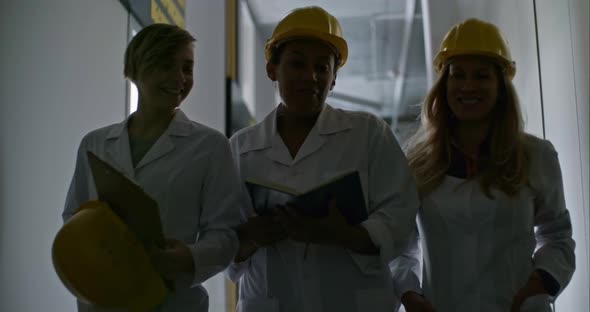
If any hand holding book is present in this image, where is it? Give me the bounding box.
[275,199,378,255]
[237,216,287,247]
[275,199,349,247]
[234,216,287,262]
[244,171,377,255]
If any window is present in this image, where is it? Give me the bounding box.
[239,0,427,146]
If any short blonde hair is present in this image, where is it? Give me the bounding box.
[124,23,195,82]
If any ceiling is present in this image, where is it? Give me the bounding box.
[244,0,428,124]
[247,0,408,23]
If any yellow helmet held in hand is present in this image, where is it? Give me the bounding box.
[434,18,516,79]
[265,6,348,68]
[52,200,167,311]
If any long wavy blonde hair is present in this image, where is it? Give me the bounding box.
[406,64,529,198]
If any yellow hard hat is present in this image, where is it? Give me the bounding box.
[434,18,516,79]
[265,6,348,68]
[52,200,167,311]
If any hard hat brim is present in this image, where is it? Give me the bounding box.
[265,29,348,68]
[434,50,516,79]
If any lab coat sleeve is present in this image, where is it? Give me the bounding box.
[223,185,253,283]
[390,225,423,298]
[187,136,242,286]
[532,140,576,297]
[360,116,420,264]
[224,135,254,283]
[63,136,92,222]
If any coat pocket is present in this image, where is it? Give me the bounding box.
[237,297,280,312]
[520,294,551,312]
[76,300,126,312]
[348,251,385,275]
[355,288,396,312]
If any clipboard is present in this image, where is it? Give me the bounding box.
[86,151,166,249]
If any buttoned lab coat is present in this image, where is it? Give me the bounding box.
[390,136,576,312]
[225,104,420,312]
[63,110,242,312]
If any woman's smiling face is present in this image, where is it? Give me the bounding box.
[446,56,500,123]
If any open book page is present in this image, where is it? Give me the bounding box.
[245,178,297,216]
[245,171,367,225]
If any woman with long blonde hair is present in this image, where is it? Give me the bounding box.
[390,18,575,312]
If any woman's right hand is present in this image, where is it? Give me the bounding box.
[401,291,436,312]
[234,216,286,262]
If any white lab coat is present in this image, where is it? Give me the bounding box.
[225,104,420,312]
[63,110,241,312]
[390,135,576,312]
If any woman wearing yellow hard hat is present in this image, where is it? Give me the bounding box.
[225,6,420,312]
[390,18,575,312]
[58,23,242,311]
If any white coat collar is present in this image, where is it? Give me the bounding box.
[238,103,354,165]
[104,109,194,172]
[105,109,193,140]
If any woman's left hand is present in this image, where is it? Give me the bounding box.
[149,238,195,280]
[275,199,349,246]
[510,270,549,312]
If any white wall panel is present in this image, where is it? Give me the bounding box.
[536,0,590,309]
[0,0,128,310]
